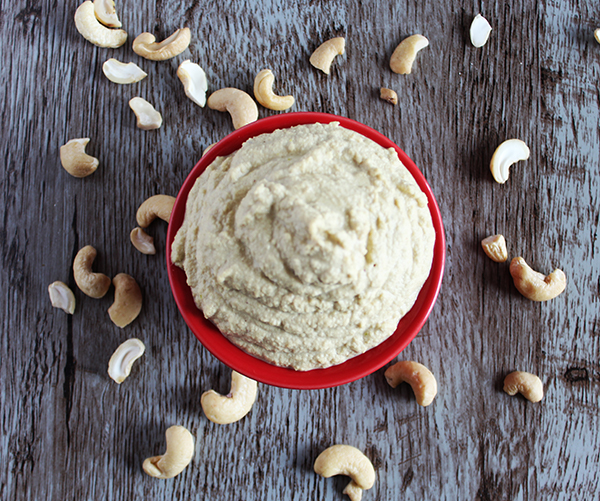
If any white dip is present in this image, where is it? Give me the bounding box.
[172,122,435,371]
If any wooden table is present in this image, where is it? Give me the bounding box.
[2,0,598,498]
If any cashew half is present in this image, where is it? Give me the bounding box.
[102,59,147,84]
[384,360,437,407]
[136,194,175,228]
[253,69,294,111]
[60,138,99,178]
[481,234,508,262]
[310,37,345,75]
[207,88,259,130]
[107,273,142,327]
[176,60,208,107]
[143,425,194,479]
[129,97,162,130]
[379,87,398,105]
[314,445,375,501]
[74,1,127,48]
[73,245,111,298]
[201,371,258,424]
[132,28,191,61]
[390,34,429,74]
[470,14,492,48]
[489,139,530,184]
[107,338,145,383]
[503,371,544,402]
[48,281,76,314]
[509,257,566,301]
[93,0,121,28]
[130,227,156,255]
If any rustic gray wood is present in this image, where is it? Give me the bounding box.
[1,0,599,499]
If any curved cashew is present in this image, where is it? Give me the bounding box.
[136,194,175,228]
[73,245,111,298]
[379,87,398,105]
[489,139,530,184]
[93,0,121,28]
[130,227,156,255]
[503,371,544,402]
[384,360,437,407]
[207,88,259,130]
[48,281,76,314]
[314,445,375,501]
[107,273,142,327]
[310,37,345,75]
[129,97,162,130]
[509,257,566,301]
[390,34,429,74]
[102,59,147,84]
[132,28,191,61]
[60,138,99,178]
[470,14,492,48]
[481,234,508,262]
[201,371,258,424]
[143,425,194,479]
[108,338,145,383]
[74,1,127,48]
[177,60,208,107]
[253,69,294,111]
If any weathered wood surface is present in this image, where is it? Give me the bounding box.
[1,0,599,499]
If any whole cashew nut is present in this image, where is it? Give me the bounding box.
[390,34,429,74]
[309,37,345,74]
[489,139,530,184]
[136,194,175,228]
[132,28,191,61]
[143,425,195,479]
[73,245,111,298]
[74,1,127,48]
[60,138,99,178]
[253,69,295,111]
[107,273,142,327]
[384,360,437,407]
[509,257,566,301]
[207,88,259,130]
[48,281,76,314]
[503,371,544,402]
[201,371,258,424]
[107,338,145,383]
[130,227,156,255]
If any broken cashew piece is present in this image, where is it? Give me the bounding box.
[73,245,111,298]
[314,445,375,501]
[130,227,156,255]
[74,1,127,48]
[143,425,194,479]
[490,139,530,184]
[201,371,258,424]
[60,138,99,178]
[129,97,162,130]
[470,14,492,48]
[93,0,121,28]
[108,338,145,383]
[595,29,600,44]
[177,60,208,107]
[207,88,258,130]
[509,257,566,301]
[48,281,76,314]
[132,28,191,61]
[390,34,429,74]
[136,194,175,228]
[253,69,294,111]
[102,59,147,84]
[310,37,345,74]
[380,87,398,105]
[107,273,142,327]
[481,234,508,262]
[503,371,544,402]
[384,360,437,407]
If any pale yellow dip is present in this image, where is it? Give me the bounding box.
[172,123,435,370]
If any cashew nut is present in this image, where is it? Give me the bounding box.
[48,281,76,314]
[201,371,258,424]
[509,257,566,301]
[93,0,121,28]
[379,87,398,105]
[489,139,530,184]
[143,425,195,479]
[314,445,375,501]
[74,1,127,48]
[129,97,162,130]
[136,194,175,228]
[130,227,156,255]
[132,28,191,61]
[390,34,429,74]
[107,338,145,383]
[107,273,142,327]
[73,245,111,298]
[207,88,259,130]
[102,59,147,84]
[481,234,508,262]
[202,142,217,157]
[470,14,492,48]
[595,28,600,44]
[384,360,437,407]
[503,371,544,402]
[253,69,294,111]
[176,60,208,107]
[60,138,99,178]
[310,37,345,75]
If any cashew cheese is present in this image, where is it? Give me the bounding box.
[172,123,435,370]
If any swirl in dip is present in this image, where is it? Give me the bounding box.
[171,123,435,371]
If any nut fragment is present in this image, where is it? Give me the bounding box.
[470,14,492,48]
[48,281,76,314]
[390,34,429,74]
[176,60,208,107]
[253,69,295,111]
[129,97,162,130]
[201,371,258,424]
[73,245,111,298]
[509,257,566,301]
[379,87,398,105]
[132,28,191,61]
[136,194,175,228]
[481,234,508,262]
[93,0,121,28]
[107,338,145,383]
[489,139,530,184]
[207,88,258,130]
[143,425,194,479]
[595,28,600,44]
[503,371,544,402]
[309,37,345,74]
[108,273,142,327]
[60,138,99,178]
[74,1,127,48]
[384,360,437,406]
[130,227,156,255]
[102,59,147,84]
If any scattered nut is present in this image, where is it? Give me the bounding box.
[309,37,345,74]
[129,97,163,130]
[60,138,99,178]
[481,234,508,262]
[176,60,208,107]
[384,360,437,407]
[503,371,544,402]
[202,142,217,157]
[207,88,258,130]
[143,425,194,479]
[48,281,76,314]
[136,194,175,228]
[107,273,142,327]
[595,28,600,44]
[74,1,127,48]
[509,257,566,301]
[253,69,295,111]
[73,245,111,298]
[470,14,492,48]
[93,0,121,28]
[132,28,191,61]
[107,338,145,383]
[130,227,156,255]
[201,371,258,424]
[102,59,147,84]
[489,139,530,184]
[379,87,398,105]
[390,34,429,74]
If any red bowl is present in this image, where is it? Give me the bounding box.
[167,112,445,389]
